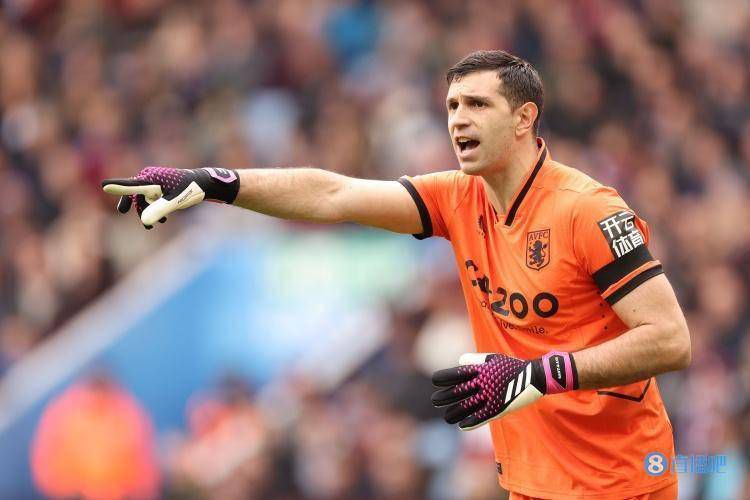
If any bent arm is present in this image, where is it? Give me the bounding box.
[233,168,423,234]
[573,274,691,390]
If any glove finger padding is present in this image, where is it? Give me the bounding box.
[116,195,132,214]
[102,179,164,203]
[444,398,484,424]
[131,196,166,227]
[459,352,496,365]
[432,365,478,387]
[432,354,547,431]
[458,413,489,430]
[462,362,542,430]
[104,178,164,228]
[102,167,238,228]
[106,180,172,228]
[431,379,480,407]
[131,194,155,229]
[140,183,205,226]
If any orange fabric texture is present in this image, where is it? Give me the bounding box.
[31,379,160,499]
[509,479,678,499]
[403,139,676,498]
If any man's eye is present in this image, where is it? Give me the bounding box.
[473,101,486,108]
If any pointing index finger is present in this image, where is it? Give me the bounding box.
[102,182,163,200]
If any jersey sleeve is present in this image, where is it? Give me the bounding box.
[398,170,464,240]
[572,187,664,305]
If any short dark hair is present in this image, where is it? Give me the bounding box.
[446,50,544,134]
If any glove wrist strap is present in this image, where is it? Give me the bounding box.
[199,168,240,204]
[540,351,578,394]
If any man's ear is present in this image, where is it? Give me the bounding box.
[515,102,538,137]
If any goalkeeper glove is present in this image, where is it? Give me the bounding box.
[101,167,240,229]
[431,351,578,430]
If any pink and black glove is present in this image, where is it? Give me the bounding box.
[431,351,578,430]
[101,167,239,229]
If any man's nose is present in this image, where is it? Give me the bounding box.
[449,107,471,130]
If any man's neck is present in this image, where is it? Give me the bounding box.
[482,137,540,214]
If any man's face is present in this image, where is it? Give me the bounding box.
[446,70,516,175]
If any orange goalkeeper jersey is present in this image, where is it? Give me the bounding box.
[399,139,677,499]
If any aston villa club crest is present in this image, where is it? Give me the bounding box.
[526,229,550,270]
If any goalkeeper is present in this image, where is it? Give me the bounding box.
[103,50,689,500]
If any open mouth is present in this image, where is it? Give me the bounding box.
[457,138,480,153]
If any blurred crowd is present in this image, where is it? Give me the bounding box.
[2,0,749,498]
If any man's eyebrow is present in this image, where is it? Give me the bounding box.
[446,93,491,103]
[462,93,491,100]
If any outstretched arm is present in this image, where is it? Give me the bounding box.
[102,166,422,234]
[233,168,423,233]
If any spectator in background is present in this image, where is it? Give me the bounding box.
[166,375,273,500]
[30,371,159,499]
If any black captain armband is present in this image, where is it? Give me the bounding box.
[593,210,664,305]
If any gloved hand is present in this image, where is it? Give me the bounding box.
[431,351,578,430]
[101,167,240,229]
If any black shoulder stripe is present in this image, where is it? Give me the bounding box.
[398,177,433,240]
[592,245,655,293]
[605,265,664,305]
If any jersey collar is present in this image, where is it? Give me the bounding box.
[503,137,549,226]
